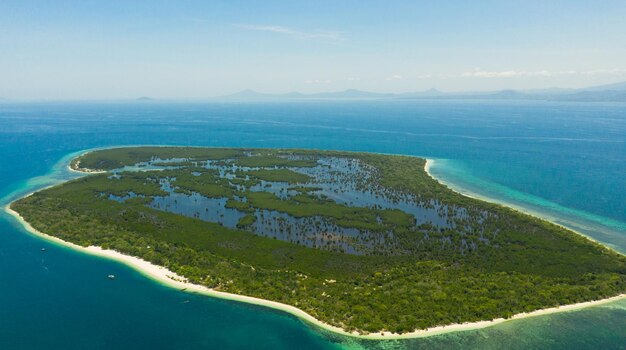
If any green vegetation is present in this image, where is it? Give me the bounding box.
[244,191,414,233]
[244,169,312,183]
[233,154,317,168]
[15,146,626,335]
[225,199,254,213]
[169,170,233,198]
[72,147,244,171]
[237,214,257,228]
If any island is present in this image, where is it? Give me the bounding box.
[9,147,626,337]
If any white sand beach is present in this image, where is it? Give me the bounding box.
[67,156,106,174]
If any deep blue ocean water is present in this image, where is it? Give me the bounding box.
[1,100,625,349]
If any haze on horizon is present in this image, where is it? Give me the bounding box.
[2,0,626,100]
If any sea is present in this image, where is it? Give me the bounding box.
[0,100,624,350]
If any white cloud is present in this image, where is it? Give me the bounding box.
[461,69,552,78]
[237,24,345,41]
[460,68,626,78]
[581,68,626,75]
[387,74,403,80]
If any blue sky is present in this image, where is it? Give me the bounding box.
[1,0,626,99]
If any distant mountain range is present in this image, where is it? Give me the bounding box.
[219,81,626,102]
[1,81,625,103]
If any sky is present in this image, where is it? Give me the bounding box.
[1,0,626,100]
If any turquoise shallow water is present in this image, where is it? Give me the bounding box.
[0,100,625,349]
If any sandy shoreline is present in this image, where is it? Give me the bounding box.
[67,153,106,174]
[424,159,625,254]
[424,158,434,179]
[3,157,624,340]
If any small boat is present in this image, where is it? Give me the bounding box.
[107,274,116,280]
[40,248,46,252]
